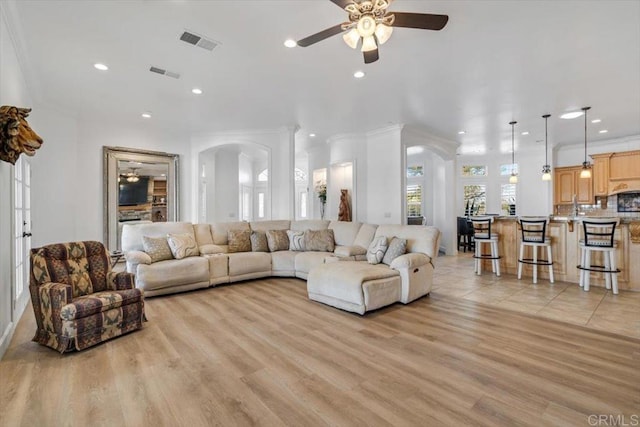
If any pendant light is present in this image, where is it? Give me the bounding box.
[579,106,592,179]
[509,121,518,184]
[541,114,552,181]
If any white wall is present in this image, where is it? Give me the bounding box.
[307,144,330,220]
[214,149,240,220]
[0,1,34,357]
[367,127,403,225]
[555,134,640,167]
[327,133,367,222]
[456,145,552,217]
[190,127,295,222]
[401,126,459,255]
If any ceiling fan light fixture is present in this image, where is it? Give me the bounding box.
[361,35,377,52]
[357,16,377,37]
[374,23,393,44]
[343,28,360,49]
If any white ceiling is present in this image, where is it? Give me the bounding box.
[9,0,640,154]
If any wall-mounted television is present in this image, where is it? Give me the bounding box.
[118,177,150,206]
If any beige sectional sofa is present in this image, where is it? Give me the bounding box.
[121,219,440,314]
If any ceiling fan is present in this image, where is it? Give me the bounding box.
[296,0,449,64]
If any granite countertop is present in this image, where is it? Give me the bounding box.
[550,215,640,224]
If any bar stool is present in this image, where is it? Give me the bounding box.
[517,217,554,284]
[578,218,620,294]
[457,217,474,252]
[470,216,500,276]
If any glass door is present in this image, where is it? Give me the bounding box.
[13,157,31,308]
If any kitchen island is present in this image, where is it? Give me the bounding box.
[481,217,640,291]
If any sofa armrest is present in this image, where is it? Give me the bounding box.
[390,253,432,270]
[333,245,367,258]
[107,271,136,290]
[124,250,151,274]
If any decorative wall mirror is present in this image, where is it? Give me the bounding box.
[103,146,179,251]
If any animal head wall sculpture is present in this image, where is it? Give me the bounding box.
[0,106,44,165]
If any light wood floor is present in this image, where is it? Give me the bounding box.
[1,273,639,426]
[434,253,640,339]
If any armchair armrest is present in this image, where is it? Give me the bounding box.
[124,250,151,274]
[390,253,432,270]
[107,271,136,290]
[38,282,73,332]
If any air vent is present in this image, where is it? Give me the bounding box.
[179,30,219,51]
[149,66,180,79]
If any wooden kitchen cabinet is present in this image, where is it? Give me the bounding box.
[591,154,610,196]
[590,150,640,195]
[553,166,593,205]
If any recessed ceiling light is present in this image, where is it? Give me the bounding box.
[458,131,466,135]
[599,129,608,134]
[192,88,203,95]
[353,70,365,79]
[93,63,109,71]
[521,131,529,136]
[141,112,152,118]
[560,111,584,119]
[309,133,316,137]
[161,174,166,177]
[591,119,602,123]
[284,39,297,48]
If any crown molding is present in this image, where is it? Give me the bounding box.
[401,125,459,160]
[554,134,640,152]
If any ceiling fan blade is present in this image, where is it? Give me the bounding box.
[297,23,345,47]
[391,12,449,31]
[330,0,353,9]
[363,49,379,64]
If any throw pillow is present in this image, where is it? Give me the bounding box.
[287,230,306,251]
[250,231,269,252]
[382,237,407,265]
[367,236,388,264]
[266,230,289,252]
[304,229,335,252]
[166,233,199,260]
[228,230,252,253]
[141,235,173,263]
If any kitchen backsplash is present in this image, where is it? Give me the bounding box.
[556,194,640,218]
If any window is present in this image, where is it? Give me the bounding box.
[300,191,307,218]
[241,187,251,221]
[463,184,486,215]
[461,165,487,177]
[407,166,424,177]
[258,169,268,182]
[500,164,518,176]
[406,184,422,217]
[258,192,265,218]
[501,184,516,215]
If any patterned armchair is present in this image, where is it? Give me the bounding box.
[29,241,145,352]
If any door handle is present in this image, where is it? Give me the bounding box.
[22,232,32,238]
